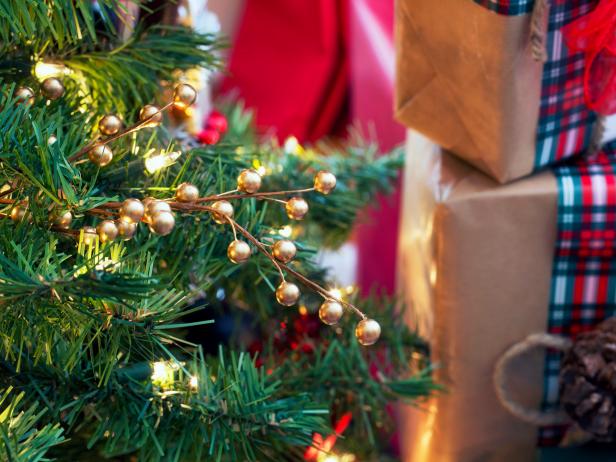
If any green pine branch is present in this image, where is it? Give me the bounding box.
[0,387,65,462]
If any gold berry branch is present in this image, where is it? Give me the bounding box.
[7,82,382,346]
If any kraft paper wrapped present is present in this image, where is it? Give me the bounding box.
[397,132,616,461]
[394,0,607,183]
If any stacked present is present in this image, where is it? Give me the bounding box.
[395,0,616,460]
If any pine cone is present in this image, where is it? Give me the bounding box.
[560,318,616,442]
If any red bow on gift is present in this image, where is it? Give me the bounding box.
[563,0,616,115]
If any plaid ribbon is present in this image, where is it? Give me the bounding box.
[473,0,599,169]
[540,140,616,445]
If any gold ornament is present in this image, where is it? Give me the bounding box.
[227,240,251,263]
[319,300,344,325]
[40,77,64,100]
[148,211,175,235]
[173,83,197,109]
[314,171,337,195]
[275,281,300,306]
[98,114,122,136]
[285,197,309,220]
[82,226,98,246]
[210,200,234,224]
[10,205,27,222]
[175,182,199,202]
[116,218,137,240]
[88,144,113,167]
[145,200,171,223]
[50,209,72,229]
[15,87,35,105]
[355,318,381,346]
[120,198,145,224]
[139,104,163,127]
[272,240,297,263]
[237,169,262,194]
[97,220,119,243]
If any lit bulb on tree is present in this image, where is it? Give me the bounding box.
[227,240,251,263]
[355,318,381,346]
[210,200,234,224]
[88,144,113,167]
[319,300,344,325]
[285,197,309,220]
[40,77,64,100]
[272,240,297,263]
[314,171,337,195]
[276,281,300,306]
[98,114,122,136]
[175,182,199,202]
[237,169,262,194]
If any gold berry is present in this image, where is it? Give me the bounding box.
[81,226,98,246]
[227,240,251,263]
[149,211,175,235]
[319,300,344,325]
[314,171,336,195]
[275,281,300,306]
[175,182,199,202]
[15,86,35,105]
[139,104,163,127]
[210,200,234,224]
[50,209,72,229]
[88,144,113,167]
[116,218,137,240]
[285,197,309,220]
[98,114,122,136]
[237,169,262,194]
[272,240,297,263]
[41,77,65,100]
[10,205,27,222]
[97,220,119,243]
[120,198,145,224]
[173,83,197,108]
[145,200,171,223]
[355,318,381,346]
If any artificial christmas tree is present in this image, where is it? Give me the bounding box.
[0,2,434,460]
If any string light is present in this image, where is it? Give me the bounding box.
[189,375,199,389]
[145,150,182,174]
[278,225,293,238]
[34,61,69,81]
[151,361,178,387]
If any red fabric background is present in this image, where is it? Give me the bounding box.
[221,0,349,142]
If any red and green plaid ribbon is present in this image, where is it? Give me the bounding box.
[473,0,599,169]
[540,140,616,445]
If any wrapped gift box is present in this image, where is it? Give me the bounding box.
[394,0,602,183]
[397,131,616,461]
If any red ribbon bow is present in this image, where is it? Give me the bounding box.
[562,0,616,115]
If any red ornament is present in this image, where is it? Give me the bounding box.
[197,128,220,145]
[206,110,228,134]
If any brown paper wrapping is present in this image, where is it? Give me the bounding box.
[397,131,558,461]
[394,0,543,183]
